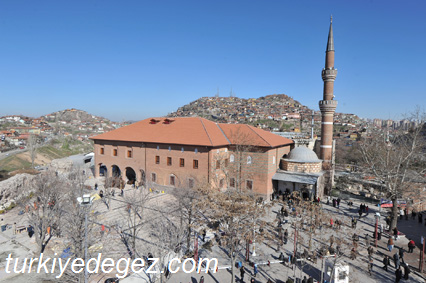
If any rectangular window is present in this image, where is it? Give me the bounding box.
[170,175,175,186]
[193,159,198,169]
[151,173,156,183]
[155,156,160,164]
[230,178,235,188]
[113,149,118,156]
[180,158,185,167]
[100,148,104,155]
[167,157,172,166]
[246,180,253,190]
[188,178,194,189]
[127,150,132,158]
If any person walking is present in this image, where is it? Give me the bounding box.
[199,275,205,283]
[330,218,334,229]
[378,223,383,241]
[393,252,400,269]
[393,227,398,241]
[408,239,415,253]
[367,246,374,257]
[365,234,371,247]
[240,265,245,282]
[368,257,374,276]
[395,266,402,283]
[398,248,405,264]
[350,248,357,260]
[383,255,390,271]
[253,264,258,278]
[388,237,394,252]
[358,209,363,219]
[403,263,410,280]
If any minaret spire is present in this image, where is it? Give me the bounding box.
[326,15,334,51]
[319,17,338,163]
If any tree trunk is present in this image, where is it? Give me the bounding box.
[390,198,398,231]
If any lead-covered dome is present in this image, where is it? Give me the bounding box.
[286,146,321,163]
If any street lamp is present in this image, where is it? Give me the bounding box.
[374,212,381,247]
[77,194,94,283]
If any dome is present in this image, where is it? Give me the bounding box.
[286,146,321,163]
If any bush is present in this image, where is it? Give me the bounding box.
[6,202,16,211]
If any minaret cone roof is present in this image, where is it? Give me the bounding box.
[326,16,334,51]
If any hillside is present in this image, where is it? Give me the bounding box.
[168,94,314,130]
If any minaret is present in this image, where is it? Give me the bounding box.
[319,16,338,164]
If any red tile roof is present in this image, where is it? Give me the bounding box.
[91,117,293,148]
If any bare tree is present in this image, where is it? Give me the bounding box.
[28,133,38,169]
[19,170,67,254]
[119,188,154,259]
[197,185,266,283]
[358,110,426,230]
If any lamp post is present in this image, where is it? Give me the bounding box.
[252,226,256,256]
[77,194,93,283]
[374,212,380,248]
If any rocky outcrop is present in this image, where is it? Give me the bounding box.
[0,173,35,209]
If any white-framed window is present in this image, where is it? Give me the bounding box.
[247,156,252,164]
[273,156,276,164]
[230,154,235,163]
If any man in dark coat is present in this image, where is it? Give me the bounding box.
[240,265,245,282]
[395,266,402,283]
[382,255,390,271]
[403,263,410,280]
[398,248,405,264]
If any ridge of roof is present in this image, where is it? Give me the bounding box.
[199,117,214,147]
[216,123,231,144]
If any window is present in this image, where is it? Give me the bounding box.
[219,179,224,188]
[151,173,156,183]
[273,156,276,164]
[246,180,253,190]
[168,146,171,151]
[195,148,198,154]
[181,147,184,153]
[230,178,235,188]
[157,145,159,150]
[225,158,229,167]
[167,157,172,166]
[193,160,198,169]
[247,156,252,164]
[113,149,118,156]
[180,158,185,167]
[170,175,175,186]
[230,154,235,163]
[100,148,104,155]
[127,150,132,158]
[188,178,194,189]
[216,160,220,169]
[155,156,160,164]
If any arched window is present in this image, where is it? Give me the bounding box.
[230,154,235,163]
[247,156,252,164]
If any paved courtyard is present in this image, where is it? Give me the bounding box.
[1,180,425,283]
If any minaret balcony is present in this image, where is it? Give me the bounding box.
[322,68,337,81]
[319,100,338,113]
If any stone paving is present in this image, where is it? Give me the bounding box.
[1,181,425,283]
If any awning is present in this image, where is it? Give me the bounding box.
[272,172,320,185]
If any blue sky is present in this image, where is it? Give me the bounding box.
[1,0,425,122]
